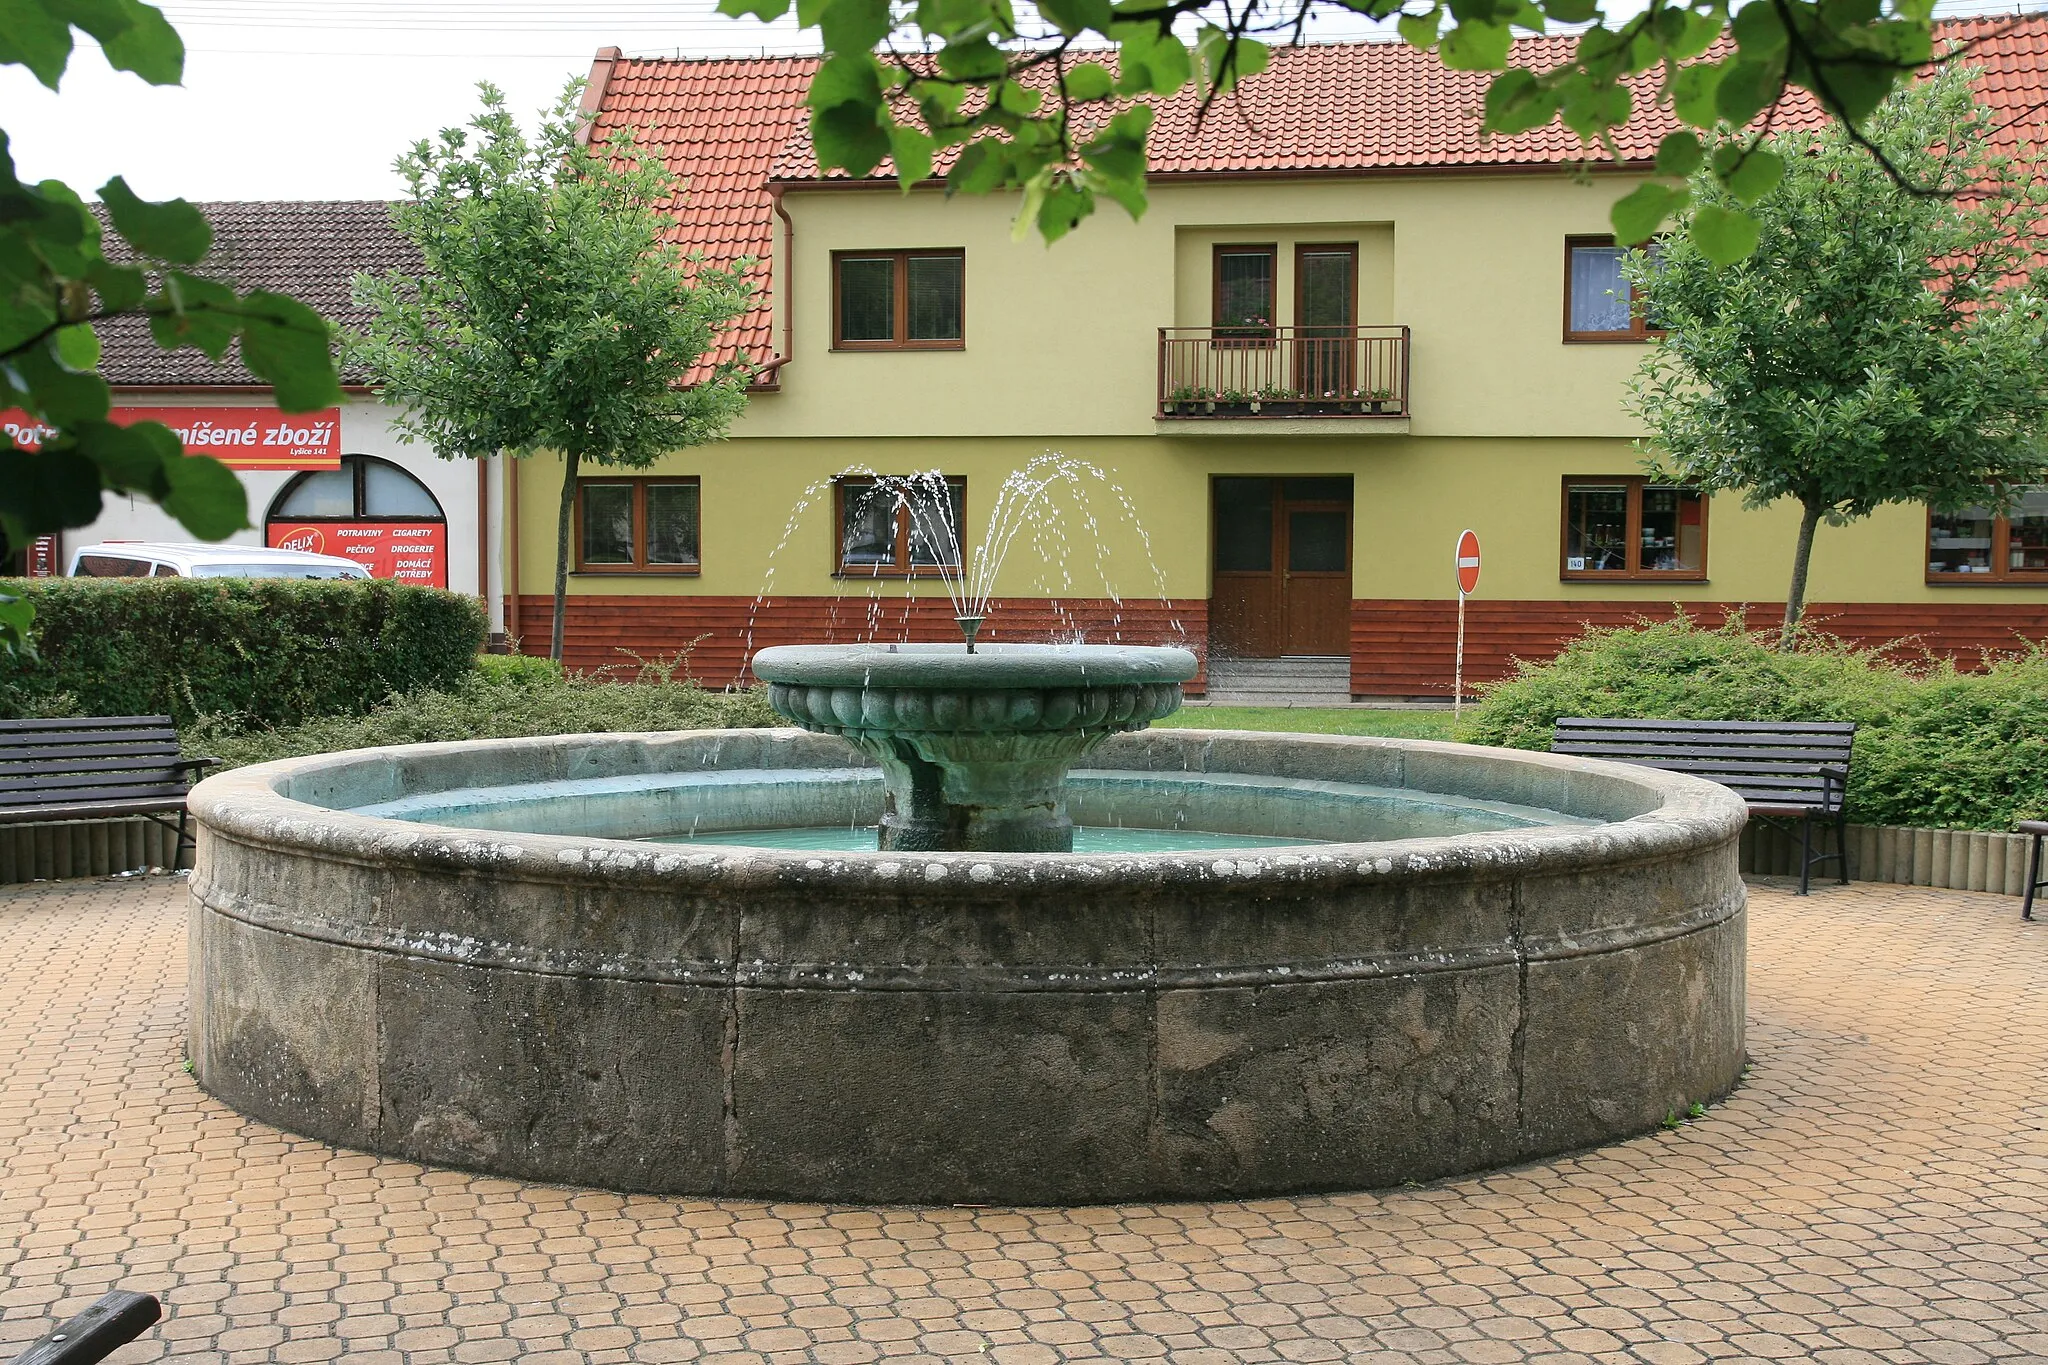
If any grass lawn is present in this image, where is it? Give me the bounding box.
[1168,706,1461,741]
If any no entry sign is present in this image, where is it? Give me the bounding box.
[1456,529,1481,596]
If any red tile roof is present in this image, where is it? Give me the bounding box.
[586,51,820,376]
[591,14,2048,368]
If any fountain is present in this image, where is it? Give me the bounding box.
[184,465,1748,1205]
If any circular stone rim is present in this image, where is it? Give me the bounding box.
[751,642,1199,689]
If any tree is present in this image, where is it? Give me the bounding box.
[722,0,1958,258]
[1626,66,2048,647]
[1,0,343,651]
[350,84,756,663]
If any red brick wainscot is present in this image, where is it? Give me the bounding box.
[1349,599,2048,699]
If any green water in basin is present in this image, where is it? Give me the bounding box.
[646,824,1319,853]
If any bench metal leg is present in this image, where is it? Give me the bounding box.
[1799,813,1813,895]
[2026,832,2044,922]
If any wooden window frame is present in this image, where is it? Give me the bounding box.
[833,475,966,578]
[572,476,702,575]
[1563,235,1664,344]
[1926,499,2048,584]
[830,249,966,351]
[1559,475,1708,582]
[1212,243,1279,348]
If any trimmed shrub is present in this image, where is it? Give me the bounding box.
[0,577,486,727]
[1458,613,2048,831]
[1458,615,1915,751]
[188,671,776,770]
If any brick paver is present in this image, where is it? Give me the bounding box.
[2,874,2045,1364]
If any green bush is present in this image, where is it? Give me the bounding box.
[474,652,566,687]
[0,577,486,727]
[1458,613,2048,831]
[1458,614,1915,750]
[189,670,777,769]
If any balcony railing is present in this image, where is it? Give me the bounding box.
[1157,325,1410,419]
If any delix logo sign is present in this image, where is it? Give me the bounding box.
[274,527,325,554]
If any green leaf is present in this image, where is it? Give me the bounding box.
[99,176,211,264]
[1668,9,1724,60]
[1671,62,1727,127]
[1398,9,1441,47]
[71,417,178,496]
[1483,69,1559,135]
[1193,29,1266,95]
[818,0,892,54]
[0,444,103,540]
[1035,178,1094,244]
[13,342,110,424]
[93,0,183,85]
[1656,131,1705,177]
[1539,0,1595,22]
[1112,23,1190,96]
[717,0,794,18]
[1729,0,1787,55]
[0,593,34,659]
[54,322,99,369]
[1610,181,1688,244]
[889,125,935,187]
[86,260,147,313]
[1715,58,1783,126]
[237,290,343,411]
[806,50,885,110]
[1063,61,1113,100]
[160,453,250,540]
[1714,145,1784,204]
[946,141,1010,195]
[1440,19,1512,69]
[1038,0,1112,33]
[1689,202,1761,264]
[0,0,76,89]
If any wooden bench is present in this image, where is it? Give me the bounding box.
[0,716,219,872]
[1552,717,1856,894]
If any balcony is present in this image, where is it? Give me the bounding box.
[1156,325,1410,433]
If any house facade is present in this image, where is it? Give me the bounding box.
[12,202,509,641]
[507,20,2048,696]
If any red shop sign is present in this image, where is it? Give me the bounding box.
[268,521,447,588]
[2,406,342,471]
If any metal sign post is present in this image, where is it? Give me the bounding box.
[1454,530,1481,719]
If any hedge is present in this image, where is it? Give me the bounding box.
[0,577,486,727]
[1460,614,2048,832]
[188,664,778,769]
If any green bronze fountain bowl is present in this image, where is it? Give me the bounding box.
[752,642,1199,852]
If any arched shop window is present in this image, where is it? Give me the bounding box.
[267,454,448,587]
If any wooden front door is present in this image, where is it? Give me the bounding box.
[1210,476,1354,658]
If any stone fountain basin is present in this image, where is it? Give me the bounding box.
[186,727,1748,1206]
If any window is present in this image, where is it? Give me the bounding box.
[832,250,964,349]
[574,477,700,573]
[1213,245,1277,343]
[1928,488,2048,581]
[73,555,154,577]
[1565,236,1662,342]
[272,454,445,521]
[1562,477,1706,579]
[836,476,965,576]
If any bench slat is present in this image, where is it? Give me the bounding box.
[1554,717,1855,734]
[1554,743,1852,765]
[0,715,174,733]
[0,730,183,752]
[0,752,187,777]
[0,798,188,824]
[0,779,188,805]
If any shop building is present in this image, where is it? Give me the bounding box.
[12,202,506,635]
[508,24,2047,692]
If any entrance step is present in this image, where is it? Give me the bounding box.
[1200,656,1351,706]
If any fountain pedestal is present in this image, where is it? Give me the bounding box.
[752,642,1197,852]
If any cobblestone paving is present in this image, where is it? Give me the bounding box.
[2,874,2045,1365]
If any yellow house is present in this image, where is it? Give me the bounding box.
[504,21,2048,699]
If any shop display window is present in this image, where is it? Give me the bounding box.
[1928,488,2048,581]
[1562,477,1706,580]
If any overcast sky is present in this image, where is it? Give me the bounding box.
[2,0,2032,204]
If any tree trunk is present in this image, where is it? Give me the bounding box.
[1778,500,1824,651]
[550,449,580,663]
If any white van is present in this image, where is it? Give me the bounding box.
[66,542,372,580]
